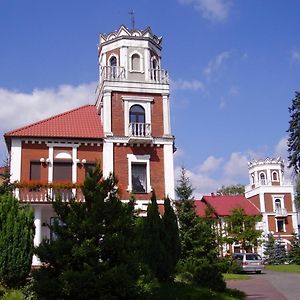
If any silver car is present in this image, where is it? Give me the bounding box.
[233,253,264,273]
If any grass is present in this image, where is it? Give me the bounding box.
[266,264,300,273]
[0,285,24,300]
[223,273,252,281]
[152,282,245,300]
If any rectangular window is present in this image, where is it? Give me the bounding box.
[30,161,41,181]
[132,163,147,193]
[277,219,285,232]
[53,162,72,182]
[84,163,96,177]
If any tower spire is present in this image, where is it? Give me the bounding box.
[129,10,135,30]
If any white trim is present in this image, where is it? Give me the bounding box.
[164,144,175,199]
[259,193,266,212]
[10,138,22,182]
[103,140,114,178]
[271,171,279,182]
[127,154,151,193]
[144,48,150,80]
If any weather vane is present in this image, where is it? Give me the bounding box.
[129,10,135,30]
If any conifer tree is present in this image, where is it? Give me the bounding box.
[289,233,300,264]
[32,165,145,300]
[0,193,34,287]
[287,91,300,174]
[161,197,180,280]
[264,233,276,264]
[141,191,168,281]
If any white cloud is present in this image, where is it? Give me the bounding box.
[198,155,223,173]
[223,152,249,179]
[291,50,300,63]
[171,79,204,91]
[178,0,231,22]
[229,86,239,96]
[204,51,231,77]
[0,82,97,161]
[219,97,226,109]
[274,137,288,160]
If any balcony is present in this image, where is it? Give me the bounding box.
[128,122,152,143]
[100,66,169,84]
[275,207,288,217]
[14,185,85,203]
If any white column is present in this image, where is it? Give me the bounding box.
[259,192,266,212]
[10,139,22,182]
[103,90,112,136]
[72,146,77,184]
[162,94,171,136]
[144,48,150,81]
[103,140,114,178]
[32,205,42,266]
[164,143,175,199]
[48,146,54,182]
[266,168,271,185]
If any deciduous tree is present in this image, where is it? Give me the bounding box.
[216,184,245,196]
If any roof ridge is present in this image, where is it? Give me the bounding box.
[5,104,93,136]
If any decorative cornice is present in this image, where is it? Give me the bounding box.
[248,157,284,168]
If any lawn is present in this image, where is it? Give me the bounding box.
[266,264,300,273]
[152,282,245,300]
[223,273,252,281]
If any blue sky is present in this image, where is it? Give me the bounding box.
[0,0,300,196]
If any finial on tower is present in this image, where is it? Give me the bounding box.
[129,10,135,29]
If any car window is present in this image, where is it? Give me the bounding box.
[246,254,260,260]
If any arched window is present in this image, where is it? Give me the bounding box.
[272,171,278,181]
[131,53,141,71]
[129,105,145,123]
[109,56,117,78]
[129,105,145,136]
[109,56,117,67]
[151,57,158,81]
[275,199,281,209]
[259,172,266,185]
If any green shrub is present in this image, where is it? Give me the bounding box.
[176,258,226,292]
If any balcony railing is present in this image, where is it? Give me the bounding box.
[149,69,169,83]
[101,66,126,81]
[100,66,169,84]
[15,188,85,203]
[275,207,288,217]
[129,123,151,137]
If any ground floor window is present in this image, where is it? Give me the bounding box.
[127,154,151,194]
[276,219,285,232]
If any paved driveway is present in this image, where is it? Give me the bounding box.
[226,270,300,300]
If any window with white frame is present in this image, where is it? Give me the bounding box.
[272,171,279,181]
[259,172,266,185]
[127,154,151,193]
[122,96,153,137]
[276,219,285,232]
[272,195,284,212]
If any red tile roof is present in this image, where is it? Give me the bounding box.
[195,195,260,218]
[5,105,103,139]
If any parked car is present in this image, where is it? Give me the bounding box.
[232,253,264,273]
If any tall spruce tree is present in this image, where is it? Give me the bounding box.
[289,233,300,264]
[0,193,34,287]
[287,91,300,174]
[264,233,276,264]
[32,165,145,300]
[161,197,180,280]
[141,191,168,281]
